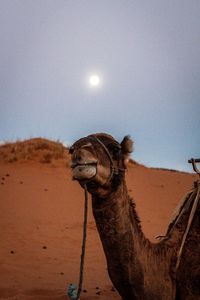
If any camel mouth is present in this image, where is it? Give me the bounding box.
[71,162,97,181]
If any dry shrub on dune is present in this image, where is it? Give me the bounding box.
[0,138,69,165]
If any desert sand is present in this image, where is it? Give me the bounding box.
[0,139,197,300]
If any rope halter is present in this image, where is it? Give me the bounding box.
[90,135,125,183]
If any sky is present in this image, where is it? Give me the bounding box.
[0,0,200,171]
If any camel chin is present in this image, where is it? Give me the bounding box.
[72,164,97,181]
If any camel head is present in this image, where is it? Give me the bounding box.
[69,133,133,196]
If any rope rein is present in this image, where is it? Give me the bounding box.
[77,184,88,299]
[175,157,200,271]
[67,184,88,300]
[175,182,200,271]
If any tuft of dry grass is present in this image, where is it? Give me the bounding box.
[0,138,70,165]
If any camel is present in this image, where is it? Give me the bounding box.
[69,133,200,300]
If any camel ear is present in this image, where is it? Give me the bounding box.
[120,135,133,165]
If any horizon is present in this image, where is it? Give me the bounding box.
[0,135,196,173]
[0,1,199,172]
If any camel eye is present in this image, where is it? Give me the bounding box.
[108,143,121,154]
[69,147,74,154]
[81,143,93,150]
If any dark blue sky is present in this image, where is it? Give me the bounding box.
[0,0,200,171]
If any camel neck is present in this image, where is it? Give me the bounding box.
[91,180,177,299]
[91,180,146,299]
[92,179,147,246]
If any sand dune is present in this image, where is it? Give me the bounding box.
[0,139,197,299]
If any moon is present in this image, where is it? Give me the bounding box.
[89,75,100,86]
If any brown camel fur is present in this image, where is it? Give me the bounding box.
[69,133,200,300]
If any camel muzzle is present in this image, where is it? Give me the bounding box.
[71,162,97,181]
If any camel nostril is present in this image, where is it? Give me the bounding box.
[72,153,79,161]
[74,155,82,162]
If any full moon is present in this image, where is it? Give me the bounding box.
[89,75,100,86]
